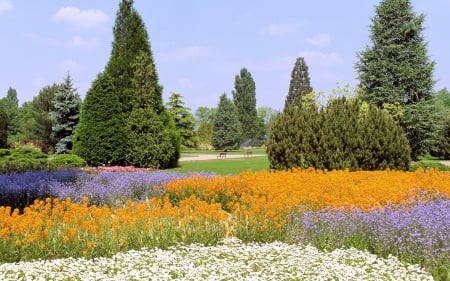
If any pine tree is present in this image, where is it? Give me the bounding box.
[232,68,257,144]
[166,92,197,149]
[356,0,435,160]
[73,72,126,166]
[284,57,313,109]
[212,93,242,150]
[0,87,19,136]
[50,74,81,154]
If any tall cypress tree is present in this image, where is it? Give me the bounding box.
[284,57,313,109]
[355,0,435,159]
[73,72,126,166]
[1,87,19,136]
[232,68,257,144]
[212,93,242,150]
[166,92,197,149]
[50,74,81,154]
[105,0,154,113]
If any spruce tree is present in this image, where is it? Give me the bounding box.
[166,92,197,149]
[212,93,242,150]
[73,72,126,166]
[0,87,19,136]
[356,0,435,160]
[232,68,257,144]
[50,74,81,154]
[284,57,313,109]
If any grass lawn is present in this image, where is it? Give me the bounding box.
[169,149,270,175]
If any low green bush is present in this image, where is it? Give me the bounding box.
[48,154,87,168]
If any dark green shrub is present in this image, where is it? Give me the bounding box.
[48,154,87,168]
[267,97,411,171]
[0,148,49,173]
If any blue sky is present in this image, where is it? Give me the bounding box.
[1,1,449,112]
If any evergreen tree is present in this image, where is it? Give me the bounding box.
[124,51,180,168]
[166,92,197,149]
[0,103,7,148]
[105,0,154,113]
[73,72,126,166]
[125,107,179,168]
[212,93,242,150]
[50,74,81,154]
[356,0,435,160]
[0,87,19,136]
[195,107,216,148]
[232,68,257,144]
[284,57,313,109]
[23,84,59,152]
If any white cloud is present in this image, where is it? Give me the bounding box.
[299,51,344,66]
[262,20,310,36]
[59,59,83,73]
[306,33,331,47]
[52,7,108,28]
[24,32,62,47]
[161,46,215,61]
[68,36,99,49]
[179,78,204,89]
[0,0,13,14]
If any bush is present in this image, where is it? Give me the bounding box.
[0,148,49,173]
[48,154,87,168]
[267,97,411,171]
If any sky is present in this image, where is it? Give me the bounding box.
[0,1,449,112]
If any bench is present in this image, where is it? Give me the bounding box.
[217,152,227,159]
[245,151,253,157]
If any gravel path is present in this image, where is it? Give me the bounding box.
[441,160,450,166]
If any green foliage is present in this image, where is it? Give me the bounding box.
[125,107,179,168]
[105,0,153,113]
[356,0,435,160]
[0,104,7,148]
[0,87,20,136]
[0,148,48,173]
[47,154,87,168]
[195,107,216,148]
[232,68,258,143]
[22,84,59,152]
[50,74,81,154]
[166,92,197,149]
[212,94,242,150]
[284,57,313,108]
[73,72,126,166]
[267,97,411,171]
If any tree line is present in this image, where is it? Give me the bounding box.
[1,0,450,170]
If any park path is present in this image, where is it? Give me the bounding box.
[179,154,265,162]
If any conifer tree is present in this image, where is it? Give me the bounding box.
[284,57,313,109]
[212,93,242,150]
[105,0,154,113]
[166,92,197,149]
[232,68,257,144]
[356,0,434,159]
[0,87,19,136]
[0,104,7,148]
[73,72,126,166]
[50,74,81,154]
[23,84,59,152]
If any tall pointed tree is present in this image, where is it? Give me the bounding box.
[105,0,154,113]
[356,0,435,159]
[50,74,81,154]
[212,93,242,150]
[0,87,19,136]
[284,57,313,109]
[0,103,7,148]
[73,72,126,166]
[232,68,257,144]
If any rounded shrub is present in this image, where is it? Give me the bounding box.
[48,154,87,168]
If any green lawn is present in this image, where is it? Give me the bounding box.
[169,149,269,175]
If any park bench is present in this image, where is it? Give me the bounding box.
[245,150,253,157]
[217,150,227,159]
